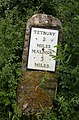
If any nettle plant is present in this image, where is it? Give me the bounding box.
[0,8,25,119]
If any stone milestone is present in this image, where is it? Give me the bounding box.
[17,14,62,115]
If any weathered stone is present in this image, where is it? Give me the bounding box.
[17,14,62,115]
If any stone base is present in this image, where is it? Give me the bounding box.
[17,71,57,115]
